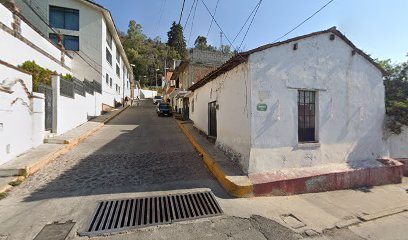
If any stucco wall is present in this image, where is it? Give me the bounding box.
[0,3,71,75]
[248,33,386,174]
[0,64,44,165]
[190,64,251,172]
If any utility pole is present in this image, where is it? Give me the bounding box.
[220,31,223,47]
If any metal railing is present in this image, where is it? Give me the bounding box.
[60,77,74,98]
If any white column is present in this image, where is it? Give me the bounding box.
[31,92,45,147]
[51,75,60,134]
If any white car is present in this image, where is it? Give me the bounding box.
[153,96,163,105]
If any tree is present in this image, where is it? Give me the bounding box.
[375,56,408,134]
[167,21,187,59]
[194,36,207,49]
[122,20,181,87]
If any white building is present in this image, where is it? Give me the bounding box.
[189,27,388,175]
[15,0,133,109]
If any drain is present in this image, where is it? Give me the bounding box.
[82,191,222,236]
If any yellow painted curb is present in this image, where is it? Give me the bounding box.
[176,121,253,198]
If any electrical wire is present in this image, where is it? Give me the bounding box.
[178,0,186,24]
[183,0,197,29]
[272,0,336,43]
[205,0,220,38]
[237,0,262,51]
[231,1,260,44]
[187,0,199,46]
[154,0,167,38]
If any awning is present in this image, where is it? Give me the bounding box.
[175,91,188,99]
[169,88,180,98]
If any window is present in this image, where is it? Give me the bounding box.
[116,64,120,77]
[49,33,79,51]
[106,28,112,48]
[49,6,79,31]
[298,90,316,142]
[105,73,109,84]
[116,48,120,63]
[110,78,112,87]
[192,99,194,113]
[106,48,112,65]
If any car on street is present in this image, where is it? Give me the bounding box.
[157,103,172,117]
[153,95,163,104]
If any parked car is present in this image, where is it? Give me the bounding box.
[153,96,163,104]
[157,103,172,117]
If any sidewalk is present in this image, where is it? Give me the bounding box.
[0,105,129,194]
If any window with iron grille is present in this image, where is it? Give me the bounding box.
[106,48,112,65]
[105,73,109,84]
[298,90,316,142]
[110,78,112,87]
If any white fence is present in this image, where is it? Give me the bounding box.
[52,76,102,135]
[0,63,44,165]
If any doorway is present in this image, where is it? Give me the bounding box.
[208,101,217,137]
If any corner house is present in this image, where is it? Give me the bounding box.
[189,27,392,180]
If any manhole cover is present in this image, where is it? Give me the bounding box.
[33,221,75,240]
[82,191,222,236]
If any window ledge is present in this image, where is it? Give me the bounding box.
[297,142,320,149]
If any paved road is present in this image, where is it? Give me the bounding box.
[0,100,301,240]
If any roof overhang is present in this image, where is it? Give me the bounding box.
[189,27,386,92]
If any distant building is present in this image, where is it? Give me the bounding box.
[15,0,133,109]
[170,49,231,119]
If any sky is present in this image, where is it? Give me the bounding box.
[94,0,408,63]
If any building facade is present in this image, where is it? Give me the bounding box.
[189,28,388,175]
[15,0,133,108]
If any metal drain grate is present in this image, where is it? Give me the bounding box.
[82,191,222,236]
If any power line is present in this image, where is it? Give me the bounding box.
[273,0,335,43]
[154,0,167,37]
[205,0,220,38]
[183,0,197,29]
[178,0,186,24]
[231,1,260,44]
[238,0,262,51]
[187,0,199,46]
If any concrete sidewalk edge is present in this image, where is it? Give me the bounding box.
[0,105,130,195]
[176,121,253,198]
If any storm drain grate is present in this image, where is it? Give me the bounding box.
[82,191,222,236]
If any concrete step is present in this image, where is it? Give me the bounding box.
[0,144,65,177]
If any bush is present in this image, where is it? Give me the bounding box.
[19,61,56,91]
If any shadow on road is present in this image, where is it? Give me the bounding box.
[23,101,231,202]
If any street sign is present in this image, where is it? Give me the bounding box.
[257,103,267,111]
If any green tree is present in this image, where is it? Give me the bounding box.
[376,56,408,134]
[122,20,181,87]
[167,21,187,59]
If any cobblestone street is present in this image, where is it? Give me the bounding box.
[13,100,220,202]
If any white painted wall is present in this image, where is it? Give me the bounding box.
[14,0,133,108]
[140,89,157,99]
[0,63,44,165]
[387,126,408,158]
[0,3,71,75]
[190,63,252,172]
[52,76,102,135]
[248,33,386,174]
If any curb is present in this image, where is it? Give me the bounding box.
[176,121,253,198]
[28,105,130,176]
[1,105,130,180]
